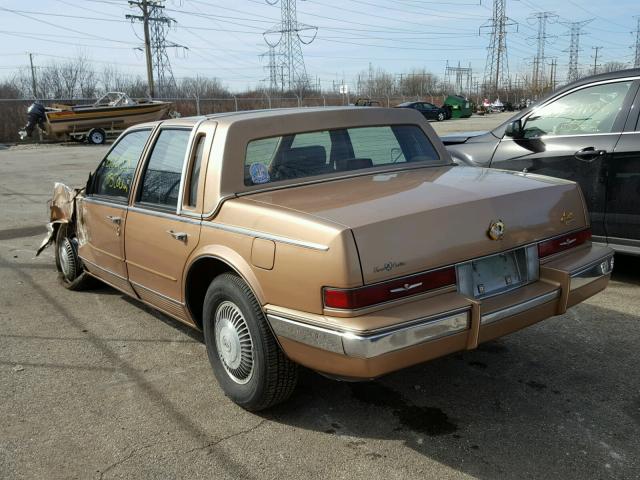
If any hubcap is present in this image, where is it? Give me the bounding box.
[58,237,78,281]
[214,301,254,384]
[90,132,103,143]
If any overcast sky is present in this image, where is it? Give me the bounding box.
[0,0,638,92]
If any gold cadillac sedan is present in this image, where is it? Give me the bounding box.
[38,107,614,411]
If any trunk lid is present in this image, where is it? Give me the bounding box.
[246,166,587,283]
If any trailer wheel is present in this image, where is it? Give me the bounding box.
[87,128,106,145]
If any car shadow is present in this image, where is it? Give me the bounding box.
[260,301,640,479]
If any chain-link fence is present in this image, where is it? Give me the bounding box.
[0,95,439,143]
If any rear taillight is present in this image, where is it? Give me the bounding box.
[538,228,591,258]
[323,267,456,310]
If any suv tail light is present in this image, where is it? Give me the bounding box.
[538,228,591,258]
[323,267,456,310]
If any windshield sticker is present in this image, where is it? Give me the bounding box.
[249,162,270,184]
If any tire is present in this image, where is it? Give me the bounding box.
[437,112,445,121]
[87,128,106,145]
[203,273,298,411]
[55,223,98,291]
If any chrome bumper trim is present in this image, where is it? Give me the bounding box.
[267,308,470,359]
[569,253,614,291]
[481,289,561,325]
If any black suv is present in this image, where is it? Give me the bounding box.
[443,69,640,255]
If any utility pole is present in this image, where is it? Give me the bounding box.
[127,0,185,98]
[592,46,602,75]
[127,1,154,97]
[28,53,38,98]
[633,16,640,68]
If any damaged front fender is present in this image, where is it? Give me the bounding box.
[36,182,85,256]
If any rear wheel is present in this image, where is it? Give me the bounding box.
[55,223,97,291]
[437,112,445,121]
[87,128,106,145]
[203,273,298,411]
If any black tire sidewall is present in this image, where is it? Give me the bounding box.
[203,274,272,409]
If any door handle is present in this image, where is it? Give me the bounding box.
[574,147,606,162]
[167,230,188,242]
[106,215,122,225]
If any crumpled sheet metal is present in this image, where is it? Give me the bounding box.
[36,182,85,256]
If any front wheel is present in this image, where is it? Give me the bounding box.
[203,273,298,411]
[55,223,97,291]
[437,112,445,121]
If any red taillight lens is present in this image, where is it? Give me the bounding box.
[538,228,591,258]
[323,267,456,310]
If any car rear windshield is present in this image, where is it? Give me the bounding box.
[243,125,441,186]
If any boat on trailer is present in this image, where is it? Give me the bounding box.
[20,92,173,144]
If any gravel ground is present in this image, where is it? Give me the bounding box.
[1,112,638,480]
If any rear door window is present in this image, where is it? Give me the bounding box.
[137,129,191,209]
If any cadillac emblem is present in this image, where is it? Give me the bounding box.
[488,220,505,240]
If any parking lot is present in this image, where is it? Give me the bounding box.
[1,112,639,480]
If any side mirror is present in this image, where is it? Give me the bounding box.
[504,119,524,139]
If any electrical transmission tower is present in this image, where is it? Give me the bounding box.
[528,11,558,93]
[127,1,187,98]
[633,16,640,68]
[260,45,280,92]
[264,0,317,92]
[563,19,593,83]
[480,0,517,96]
[444,61,473,94]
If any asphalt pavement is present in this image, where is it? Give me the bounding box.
[1,112,639,480]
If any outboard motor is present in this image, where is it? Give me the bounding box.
[20,101,47,139]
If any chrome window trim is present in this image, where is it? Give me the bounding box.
[201,222,330,251]
[500,132,622,140]
[176,117,207,216]
[266,306,470,358]
[481,289,561,325]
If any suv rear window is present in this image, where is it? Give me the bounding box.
[244,125,440,186]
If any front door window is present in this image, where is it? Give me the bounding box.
[523,81,632,138]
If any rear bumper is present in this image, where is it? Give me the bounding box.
[266,244,614,379]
